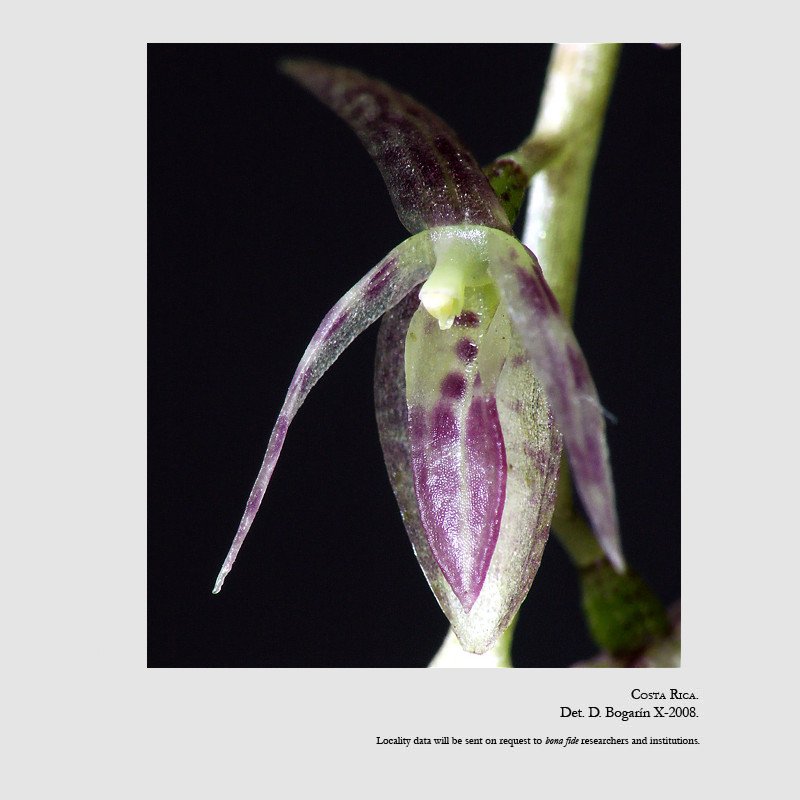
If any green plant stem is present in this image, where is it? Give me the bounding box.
[519,43,620,320]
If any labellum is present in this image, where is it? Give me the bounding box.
[213,59,622,655]
[377,280,563,653]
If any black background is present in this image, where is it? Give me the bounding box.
[148,44,680,668]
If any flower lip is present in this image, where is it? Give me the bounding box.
[404,285,509,613]
[418,225,493,330]
[418,285,462,330]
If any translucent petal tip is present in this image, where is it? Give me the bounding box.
[608,547,626,574]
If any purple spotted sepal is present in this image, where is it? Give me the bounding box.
[375,225,623,652]
[212,231,436,594]
[279,59,511,236]
[376,290,563,653]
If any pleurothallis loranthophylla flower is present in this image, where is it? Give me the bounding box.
[212,60,624,654]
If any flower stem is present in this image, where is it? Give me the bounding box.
[519,43,621,321]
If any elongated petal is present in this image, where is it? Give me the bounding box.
[213,232,435,593]
[280,59,511,236]
[484,230,625,572]
[376,295,562,653]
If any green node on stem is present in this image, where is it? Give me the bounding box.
[579,560,671,658]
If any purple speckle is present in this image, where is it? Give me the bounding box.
[566,344,589,391]
[523,442,551,474]
[311,308,350,346]
[515,266,551,316]
[511,354,527,368]
[298,368,312,393]
[440,372,467,400]
[368,257,395,286]
[455,338,478,363]
[522,246,562,314]
[576,430,606,486]
[509,398,524,415]
[431,404,458,445]
[408,405,427,441]
[365,257,397,300]
[454,311,480,327]
[274,415,289,439]
[328,310,350,337]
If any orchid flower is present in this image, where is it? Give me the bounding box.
[213,59,624,654]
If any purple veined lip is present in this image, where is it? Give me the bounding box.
[376,290,563,653]
[408,390,507,611]
[404,291,510,612]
